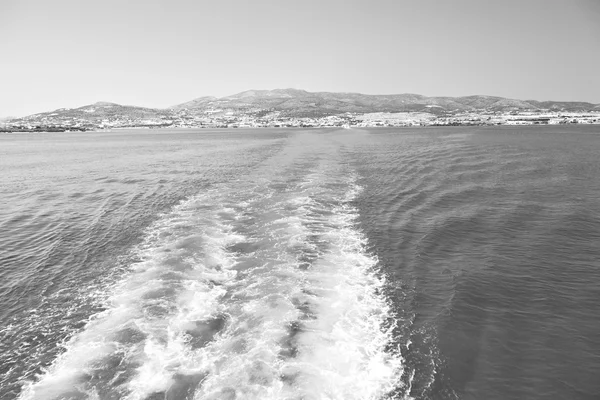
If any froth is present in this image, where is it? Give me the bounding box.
[280,185,403,399]
[19,191,246,400]
[188,176,404,399]
[20,164,405,399]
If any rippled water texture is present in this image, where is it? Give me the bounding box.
[1,126,600,400]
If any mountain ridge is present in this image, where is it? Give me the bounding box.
[171,89,599,116]
[3,89,599,130]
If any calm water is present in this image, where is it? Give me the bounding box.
[1,126,599,400]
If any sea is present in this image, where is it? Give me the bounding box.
[1,126,599,400]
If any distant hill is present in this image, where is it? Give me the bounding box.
[171,96,218,111]
[172,89,599,117]
[7,90,599,127]
[24,102,171,120]
[9,102,173,128]
[527,100,600,112]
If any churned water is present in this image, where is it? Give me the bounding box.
[1,126,599,400]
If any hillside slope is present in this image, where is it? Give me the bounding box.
[7,90,599,126]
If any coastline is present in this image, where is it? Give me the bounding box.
[2,110,599,133]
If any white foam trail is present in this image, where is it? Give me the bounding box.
[19,191,247,400]
[283,181,403,399]
[20,158,405,399]
[189,174,404,400]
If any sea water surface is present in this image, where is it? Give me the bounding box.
[1,126,599,400]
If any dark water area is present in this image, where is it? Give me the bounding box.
[1,126,599,400]
[351,126,600,399]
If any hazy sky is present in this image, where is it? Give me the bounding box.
[1,0,599,116]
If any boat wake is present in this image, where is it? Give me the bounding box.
[20,134,404,400]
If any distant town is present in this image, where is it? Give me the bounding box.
[2,89,599,132]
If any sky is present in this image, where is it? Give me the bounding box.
[1,0,599,117]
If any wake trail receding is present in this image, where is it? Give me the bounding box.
[20,135,404,400]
